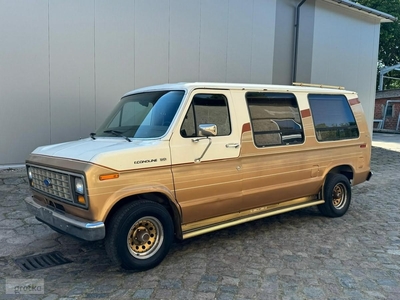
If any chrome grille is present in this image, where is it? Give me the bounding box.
[30,166,73,202]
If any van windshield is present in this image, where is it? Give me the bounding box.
[95,90,185,139]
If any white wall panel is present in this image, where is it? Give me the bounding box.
[134,1,169,88]
[169,0,201,83]
[311,1,380,132]
[0,0,49,164]
[250,0,276,84]
[199,0,229,82]
[95,0,135,128]
[226,0,253,83]
[0,0,385,164]
[49,1,95,143]
[272,0,296,84]
[296,0,315,83]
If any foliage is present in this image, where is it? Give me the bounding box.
[357,0,400,89]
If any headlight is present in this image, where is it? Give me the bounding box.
[75,178,84,194]
[27,167,33,180]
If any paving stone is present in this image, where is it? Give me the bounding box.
[159,279,182,289]
[132,289,153,299]
[0,133,399,299]
[3,177,25,185]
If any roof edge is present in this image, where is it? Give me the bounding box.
[324,0,396,23]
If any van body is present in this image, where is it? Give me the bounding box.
[25,82,372,270]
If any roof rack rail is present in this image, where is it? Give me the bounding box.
[293,82,345,90]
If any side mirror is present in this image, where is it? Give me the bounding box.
[198,124,217,137]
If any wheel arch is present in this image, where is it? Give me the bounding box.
[104,192,183,240]
[325,164,354,182]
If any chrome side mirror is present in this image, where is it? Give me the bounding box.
[198,124,217,137]
[191,124,217,163]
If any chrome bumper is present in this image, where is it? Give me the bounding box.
[25,196,105,241]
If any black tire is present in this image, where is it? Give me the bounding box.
[318,173,351,218]
[105,200,174,271]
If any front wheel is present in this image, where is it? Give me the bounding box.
[105,200,174,271]
[318,173,351,218]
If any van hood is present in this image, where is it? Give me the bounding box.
[32,137,170,170]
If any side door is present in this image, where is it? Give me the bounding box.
[170,90,242,225]
[240,92,318,209]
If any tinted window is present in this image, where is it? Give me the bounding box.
[246,93,304,147]
[181,94,231,137]
[308,94,359,141]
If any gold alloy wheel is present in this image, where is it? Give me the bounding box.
[127,216,164,259]
[332,182,347,209]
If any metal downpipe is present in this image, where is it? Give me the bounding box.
[292,0,307,84]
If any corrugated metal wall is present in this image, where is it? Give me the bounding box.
[0,0,381,164]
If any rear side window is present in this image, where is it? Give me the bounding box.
[246,92,304,147]
[308,94,359,141]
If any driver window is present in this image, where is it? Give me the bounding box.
[180,94,231,138]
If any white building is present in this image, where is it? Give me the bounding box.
[0,0,395,165]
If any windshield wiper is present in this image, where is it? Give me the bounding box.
[104,130,132,142]
[90,132,96,140]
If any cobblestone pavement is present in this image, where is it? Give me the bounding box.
[0,133,399,300]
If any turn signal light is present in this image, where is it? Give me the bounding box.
[77,195,86,204]
[99,173,119,181]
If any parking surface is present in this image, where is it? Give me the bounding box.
[0,133,399,300]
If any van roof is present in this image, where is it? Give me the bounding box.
[124,82,356,96]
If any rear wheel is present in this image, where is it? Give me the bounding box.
[318,173,351,218]
[105,200,174,270]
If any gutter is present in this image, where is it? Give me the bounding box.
[324,0,396,23]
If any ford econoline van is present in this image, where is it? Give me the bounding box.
[25,82,372,270]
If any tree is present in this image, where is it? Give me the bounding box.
[357,0,400,90]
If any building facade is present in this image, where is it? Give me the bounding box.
[374,89,400,131]
[0,0,394,165]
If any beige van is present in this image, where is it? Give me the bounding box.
[25,82,372,270]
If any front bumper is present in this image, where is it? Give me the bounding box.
[25,196,105,241]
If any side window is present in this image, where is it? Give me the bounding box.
[180,94,231,137]
[246,93,304,147]
[308,94,359,141]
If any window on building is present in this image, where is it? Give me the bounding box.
[385,103,393,118]
[246,92,304,147]
[308,94,359,142]
[180,94,231,137]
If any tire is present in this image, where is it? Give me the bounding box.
[105,200,174,271]
[318,173,351,218]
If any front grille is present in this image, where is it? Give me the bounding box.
[30,166,73,202]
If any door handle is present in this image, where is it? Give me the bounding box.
[225,143,239,149]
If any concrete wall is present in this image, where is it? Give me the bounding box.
[0,0,385,164]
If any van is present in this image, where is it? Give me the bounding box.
[25,82,372,270]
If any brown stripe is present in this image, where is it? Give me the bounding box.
[349,98,360,106]
[242,123,251,133]
[301,109,311,118]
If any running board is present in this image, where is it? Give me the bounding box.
[182,198,325,239]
